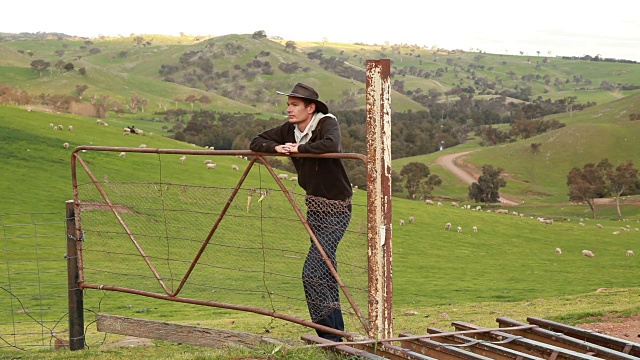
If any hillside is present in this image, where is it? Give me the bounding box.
[1,32,639,117]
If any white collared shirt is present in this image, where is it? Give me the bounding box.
[294,112,325,144]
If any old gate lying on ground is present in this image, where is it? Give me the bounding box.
[303,316,640,359]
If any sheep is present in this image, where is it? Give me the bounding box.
[206,163,217,169]
[63,142,70,149]
[451,202,459,207]
[409,216,415,224]
[555,247,562,255]
[437,202,443,207]
[179,155,187,163]
[278,174,289,180]
[612,231,620,235]
[425,199,434,205]
[582,250,595,258]
[68,125,73,131]
[137,130,143,135]
[203,159,213,164]
[290,176,298,181]
[626,250,635,256]
[472,226,478,233]
[139,144,147,148]
[57,124,63,130]
[457,226,462,233]
[444,223,452,231]
[399,219,405,226]
[596,223,602,229]
[119,152,126,158]
[543,219,553,225]
[231,164,240,171]
[49,123,54,128]
[475,205,482,211]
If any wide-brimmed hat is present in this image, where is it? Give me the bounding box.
[276,82,329,114]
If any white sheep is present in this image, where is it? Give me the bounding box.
[57,124,63,130]
[472,226,478,233]
[408,216,415,224]
[626,250,635,256]
[582,250,595,258]
[451,202,459,207]
[457,226,462,233]
[613,231,620,235]
[139,144,147,148]
[543,219,553,225]
[437,202,443,207]
[203,159,213,164]
[179,155,187,163]
[596,223,602,228]
[63,142,70,149]
[444,223,452,231]
[68,125,73,131]
[49,123,54,128]
[425,199,434,205]
[119,152,126,158]
[475,206,482,211]
[278,174,289,180]
[290,176,298,181]
[399,219,405,226]
[555,247,562,255]
[231,164,239,171]
[206,163,217,169]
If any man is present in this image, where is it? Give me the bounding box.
[250,82,352,342]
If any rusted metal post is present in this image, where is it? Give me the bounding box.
[365,59,393,339]
[66,200,85,350]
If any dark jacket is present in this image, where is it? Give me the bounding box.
[249,116,353,201]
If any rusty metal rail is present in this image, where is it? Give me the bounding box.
[303,318,640,359]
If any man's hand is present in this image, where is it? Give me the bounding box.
[285,142,300,153]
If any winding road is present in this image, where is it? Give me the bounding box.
[435,150,518,205]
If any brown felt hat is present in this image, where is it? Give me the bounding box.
[276,82,329,114]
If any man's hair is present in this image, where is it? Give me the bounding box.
[298,97,317,112]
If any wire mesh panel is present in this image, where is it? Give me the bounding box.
[72,148,370,336]
[0,212,67,350]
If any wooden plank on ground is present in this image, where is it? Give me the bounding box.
[97,313,284,349]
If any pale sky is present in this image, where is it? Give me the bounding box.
[3,1,639,61]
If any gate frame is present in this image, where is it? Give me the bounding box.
[67,59,393,348]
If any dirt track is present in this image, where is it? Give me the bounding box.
[435,150,518,205]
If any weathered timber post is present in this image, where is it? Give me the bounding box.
[365,59,393,339]
[66,200,84,350]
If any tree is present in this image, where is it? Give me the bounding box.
[252,30,267,39]
[566,163,607,219]
[468,165,507,204]
[285,41,297,53]
[132,35,146,47]
[530,142,542,154]
[400,162,441,199]
[75,85,89,99]
[30,59,50,77]
[600,159,640,220]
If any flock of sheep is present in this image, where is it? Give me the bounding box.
[401,199,637,259]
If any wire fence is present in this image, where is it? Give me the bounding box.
[0,212,69,351]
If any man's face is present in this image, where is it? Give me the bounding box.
[286,96,314,126]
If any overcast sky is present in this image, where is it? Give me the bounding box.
[3,1,639,61]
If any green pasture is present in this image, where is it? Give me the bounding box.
[2,104,640,359]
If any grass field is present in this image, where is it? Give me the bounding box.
[1,104,640,359]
